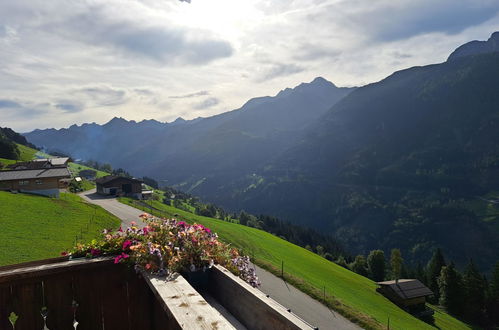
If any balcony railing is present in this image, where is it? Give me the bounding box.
[0,257,312,330]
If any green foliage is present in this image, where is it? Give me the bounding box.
[0,133,20,160]
[0,192,120,266]
[367,250,385,282]
[486,262,499,325]
[462,260,487,323]
[426,248,446,302]
[438,263,462,315]
[390,248,403,280]
[350,255,368,277]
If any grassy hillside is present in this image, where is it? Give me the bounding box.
[17,143,37,161]
[0,192,120,266]
[68,162,110,178]
[0,143,38,167]
[119,198,470,330]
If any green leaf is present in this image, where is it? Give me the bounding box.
[8,312,18,325]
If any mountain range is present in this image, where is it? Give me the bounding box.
[25,33,499,272]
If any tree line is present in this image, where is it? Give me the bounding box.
[346,248,498,327]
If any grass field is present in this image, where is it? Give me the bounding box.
[119,197,471,330]
[0,191,121,266]
[68,162,110,178]
[16,144,37,161]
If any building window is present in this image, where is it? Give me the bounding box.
[19,180,29,186]
[36,180,43,185]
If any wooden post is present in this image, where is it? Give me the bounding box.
[387,316,390,330]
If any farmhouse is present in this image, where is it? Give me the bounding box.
[96,175,146,199]
[376,279,433,308]
[7,157,70,170]
[0,167,71,197]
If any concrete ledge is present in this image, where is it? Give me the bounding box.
[209,265,313,330]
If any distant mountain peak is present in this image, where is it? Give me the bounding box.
[103,117,129,128]
[448,31,499,61]
[310,76,336,87]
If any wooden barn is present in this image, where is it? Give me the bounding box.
[376,279,433,308]
[96,176,144,198]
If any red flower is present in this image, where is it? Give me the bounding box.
[90,249,101,256]
[61,251,68,256]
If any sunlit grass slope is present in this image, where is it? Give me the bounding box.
[119,198,470,330]
[68,162,110,178]
[0,192,120,266]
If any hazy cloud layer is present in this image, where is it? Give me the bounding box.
[193,97,220,110]
[1,0,499,132]
[169,91,210,99]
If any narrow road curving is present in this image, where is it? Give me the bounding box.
[79,189,146,228]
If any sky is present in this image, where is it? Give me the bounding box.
[1,0,499,132]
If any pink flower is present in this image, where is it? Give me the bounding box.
[90,249,101,256]
[131,221,136,226]
[114,252,130,264]
[178,221,186,227]
[122,240,132,250]
[118,226,123,232]
[143,226,149,235]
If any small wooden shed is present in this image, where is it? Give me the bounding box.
[376,279,433,308]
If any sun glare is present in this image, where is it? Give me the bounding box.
[172,0,262,39]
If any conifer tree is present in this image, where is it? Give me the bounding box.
[462,259,486,323]
[426,248,446,302]
[438,263,462,315]
[367,250,385,282]
[486,262,499,325]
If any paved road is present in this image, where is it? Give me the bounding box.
[79,189,146,228]
[254,265,361,330]
[80,190,361,329]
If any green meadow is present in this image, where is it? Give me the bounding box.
[119,198,470,330]
[0,192,120,266]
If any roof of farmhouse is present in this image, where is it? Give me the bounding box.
[0,168,71,181]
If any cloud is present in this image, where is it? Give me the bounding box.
[293,44,342,62]
[0,99,22,108]
[0,99,47,120]
[51,5,233,65]
[169,90,210,99]
[257,63,305,82]
[1,0,499,132]
[313,0,499,43]
[55,101,84,113]
[73,86,127,107]
[193,97,220,110]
